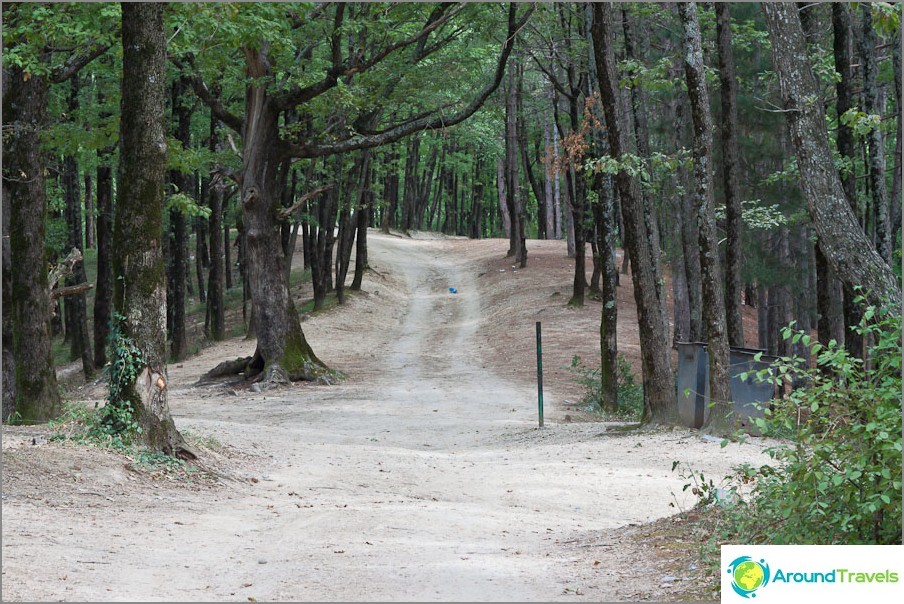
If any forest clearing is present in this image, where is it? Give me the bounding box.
[2,2,901,602]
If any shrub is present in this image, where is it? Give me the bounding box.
[725,299,902,544]
[568,353,644,420]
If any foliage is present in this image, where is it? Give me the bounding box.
[167,191,212,220]
[697,299,902,544]
[568,354,644,420]
[714,199,788,231]
[98,313,144,441]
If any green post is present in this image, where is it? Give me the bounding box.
[536,321,544,428]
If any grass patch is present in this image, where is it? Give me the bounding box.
[48,400,215,482]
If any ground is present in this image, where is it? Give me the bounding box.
[1,231,775,601]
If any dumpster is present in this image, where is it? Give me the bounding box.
[675,342,777,429]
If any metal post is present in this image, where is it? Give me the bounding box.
[536,321,544,428]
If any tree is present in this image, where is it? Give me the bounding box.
[590,2,675,424]
[762,3,901,311]
[678,2,732,431]
[62,74,94,378]
[112,2,190,456]
[3,66,62,423]
[857,4,892,264]
[715,2,745,348]
[181,3,533,385]
[2,3,113,422]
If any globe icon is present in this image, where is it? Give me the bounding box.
[733,560,765,592]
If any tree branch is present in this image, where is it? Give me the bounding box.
[277,184,335,220]
[47,247,83,292]
[285,3,535,158]
[50,40,114,83]
[275,2,468,112]
[51,282,93,302]
[173,55,244,133]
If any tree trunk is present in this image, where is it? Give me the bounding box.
[238,46,330,382]
[715,3,745,348]
[63,75,94,378]
[115,2,189,455]
[504,65,525,263]
[401,135,420,233]
[622,5,664,316]
[206,117,226,341]
[592,2,675,424]
[84,173,95,250]
[543,124,556,240]
[350,158,372,291]
[679,1,732,431]
[94,148,114,367]
[2,162,17,421]
[669,190,691,346]
[891,35,902,239]
[526,137,547,240]
[763,2,900,311]
[831,2,864,359]
[496,156,511,238]
[167,77,191,361]
[815,243,845,347]
[380,145,400,234]
[195,216,207,303]
[3,65,61,423]
[591,166,618,412]
[224,208,234,289]
[858,4,892,264]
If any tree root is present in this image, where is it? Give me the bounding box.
[199,353,342,388]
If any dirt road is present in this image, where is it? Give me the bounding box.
[2,232,773,601]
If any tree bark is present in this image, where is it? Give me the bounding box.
[596,173,618,414]
[350,157,372,291]
[591,2,675,424]
[679,1,732,431]
[496,156,511,238]
[167,77,191,361]
[763,2,900,311]
[115,2,189,455]
[891,35,902,240]
[858,4,892,264]
[94,148,114,367]
[3,65,61,423]
[84,173,95,250]
[831,2,864,360]
[715,3,745,348]
[206,116,227,341]
[2,160,17,421]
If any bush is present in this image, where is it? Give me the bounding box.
[723,300,902,544]
[568,354,644,420]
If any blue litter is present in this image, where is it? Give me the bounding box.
[449,288,457,294]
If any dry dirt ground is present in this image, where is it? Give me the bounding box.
[1,232,776,601]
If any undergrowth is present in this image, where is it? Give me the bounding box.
[568,353,644,420]
[48,315,211,481]
[670,298,902,597]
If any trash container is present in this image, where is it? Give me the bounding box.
[675,342,777,429]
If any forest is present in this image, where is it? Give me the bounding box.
[1,2,902,600]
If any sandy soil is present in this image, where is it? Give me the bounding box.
[1,232,775,601]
